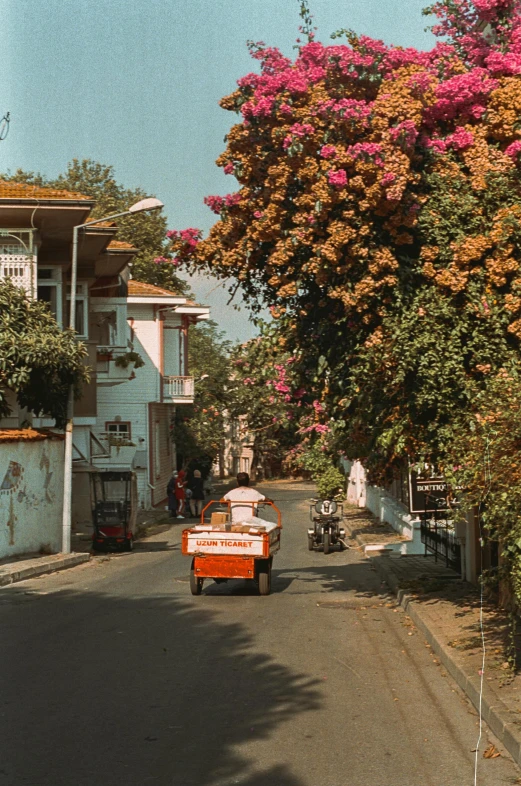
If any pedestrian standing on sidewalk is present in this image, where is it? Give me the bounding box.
[175,469,187,518]
[189,469,205,518]
[167,471,178,518]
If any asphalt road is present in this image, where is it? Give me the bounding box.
[0,481,519,786]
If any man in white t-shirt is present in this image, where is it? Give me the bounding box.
[223,473,267,523]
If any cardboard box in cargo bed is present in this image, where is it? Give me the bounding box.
[210,511,229,525]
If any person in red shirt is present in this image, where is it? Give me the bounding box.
[175,469,187,518]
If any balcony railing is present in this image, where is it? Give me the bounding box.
[0,255,37,298]
[163,375,194,400]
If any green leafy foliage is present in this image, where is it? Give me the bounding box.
[226,329,303,477]
[443,370,521,607]
[0,280,88,426]
[284,439,345,498]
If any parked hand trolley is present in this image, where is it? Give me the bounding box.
[308,498,346,554]
[182,500,282,595]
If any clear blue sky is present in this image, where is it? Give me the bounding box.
[1,0,435,341]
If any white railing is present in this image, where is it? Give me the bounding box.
[163,376,195,399]
[0,255,37,298]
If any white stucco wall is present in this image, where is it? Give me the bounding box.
[0,436,65,558]
[342,458,423,553]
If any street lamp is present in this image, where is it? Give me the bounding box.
[62,197,163,553]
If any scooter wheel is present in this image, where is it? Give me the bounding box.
[307,535,314,551]
[323,532,331,555]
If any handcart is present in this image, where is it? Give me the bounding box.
[182,500,282,596]
[90,470,138,552]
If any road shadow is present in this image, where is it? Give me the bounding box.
[201,559,388,599]
[0,585,322,786]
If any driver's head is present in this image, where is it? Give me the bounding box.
[237,472,250,487]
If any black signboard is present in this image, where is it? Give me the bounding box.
[408,471,456,515]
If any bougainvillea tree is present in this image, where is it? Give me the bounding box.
[167,0,521,598]
[168,0,521,461]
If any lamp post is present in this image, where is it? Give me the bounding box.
[62,197,164,553]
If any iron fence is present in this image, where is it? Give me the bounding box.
[420,494,461,574]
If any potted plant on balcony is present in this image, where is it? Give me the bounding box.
[114,351,145,369]
[106,433,138,465]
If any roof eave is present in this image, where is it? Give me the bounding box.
[0,198,95,207]
[127,296,187,305]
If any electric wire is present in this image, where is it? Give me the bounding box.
[474,436,492,786]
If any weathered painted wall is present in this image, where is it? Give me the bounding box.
[0,437,64,558]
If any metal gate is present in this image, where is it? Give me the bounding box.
[420,495,461,573]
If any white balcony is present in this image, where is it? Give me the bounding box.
[163,375,194,402]
[0,254,37,298]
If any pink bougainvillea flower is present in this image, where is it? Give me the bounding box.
[204,195,225,214]
[447,127,474,150]
[381,172,397,187]
[505,140,521,158]
[320,144,338,159]
[328,169,348,187]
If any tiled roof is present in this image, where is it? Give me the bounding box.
[128,280,181,297]
[86,220,117,228]
[0,428,63,442]
[107,240,137,250]
[0,180,93,201]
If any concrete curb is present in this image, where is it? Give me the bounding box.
[370,555,521,767]
[0,553,90,587]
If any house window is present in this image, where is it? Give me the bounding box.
[66,282,88,338]
[106,421,131,438]
[38,267,62,326]
[241,457,250,474]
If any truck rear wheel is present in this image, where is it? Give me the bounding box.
[258,560,272,596]
[190,559,203,596]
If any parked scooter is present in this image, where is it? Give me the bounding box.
[307,498,346,554]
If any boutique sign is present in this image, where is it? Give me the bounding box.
[408,470,461,515]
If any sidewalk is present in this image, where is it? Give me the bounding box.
[344,505,521,767]
[0,506,186,588]
[0,552,90,587]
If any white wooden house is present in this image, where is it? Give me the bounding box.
[90,281,209,508]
